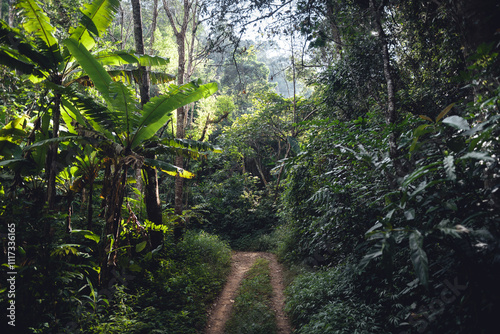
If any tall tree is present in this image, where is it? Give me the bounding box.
[131,0,163,247]
[161,0,201,239]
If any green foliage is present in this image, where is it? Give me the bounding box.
[285,265,386,334]
[224,258,277,334]
[279,41,500,333]
[193,172,278,249]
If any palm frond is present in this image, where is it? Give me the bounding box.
[136,54,170,67]
[130,81,218,149]
[0,48,38,75]
[69,0,120,50]
[61,90,114,138]
[95,50,139,66]
[16,0,61,64]
[0,21,53,72]
[108,81,140,144]
[109,69,175,85]
[162,138,223,153]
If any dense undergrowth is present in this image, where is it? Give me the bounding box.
[224,258,277,334]
[1,228,231,333]
[278,71,500,334]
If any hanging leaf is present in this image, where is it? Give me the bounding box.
[136,54,170,67]
[144,158,195,179]
[409,230,428,288]
[435,103,456,122]
[64,38,112,99]
[418,115,433,122]
[95,51,139,66]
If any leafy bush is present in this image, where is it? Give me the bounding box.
[193,172,278,249]
[57,230,232,334]
[285,265,387,334]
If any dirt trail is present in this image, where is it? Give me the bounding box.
[204,251,292,334]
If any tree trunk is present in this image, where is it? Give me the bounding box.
[162,0,192,241]
[7,0,15,26]
[149,0,159,53]
[131,0,150,104]
[131,0,163,247]
[99,162,127,286]
[369,0,406,179]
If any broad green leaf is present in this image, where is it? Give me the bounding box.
[130,82,218,148]
[62,93,112,137]
[95,51,139,66]
[413,124,432,137]
[443,155,456,180]
[61,98,87,134]
[442,115,470,130]
[0,21,54,73]
[161,138,223,153]
[0,158,27,167]
[69,0,120,50]
[0,140,22,158]
[144,158,195,179]
[64,38,112,99]
[71,229,100,243]
[135,241,147,253]
[0,46,38,75]
[359,241,383,270]
[129,263,142,272]
[109,70,176,85]
[0,116,29,138]
[409,230,428,288]
[108,81,140,144]
[136,54,170,67]
[435,103,456,122]
[17,0,58,49]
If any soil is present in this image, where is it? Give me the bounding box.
[204,251,293,334]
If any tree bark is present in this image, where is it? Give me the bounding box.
[369,0,406,179]
[162,0,197,241]
[149,0,159,53]
[131,0,163,247]
[7,0,15,26]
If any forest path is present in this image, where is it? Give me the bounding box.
[204,251,292,334]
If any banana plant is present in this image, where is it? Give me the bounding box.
[0,0,171,209]
[64,35,218,282]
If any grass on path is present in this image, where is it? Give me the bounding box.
[224,257,277,334]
